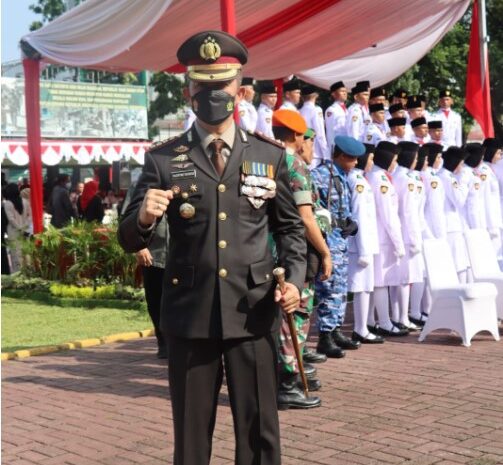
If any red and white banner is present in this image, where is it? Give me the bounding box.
[0,140,151,166]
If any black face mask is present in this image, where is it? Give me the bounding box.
[192,89,235,125]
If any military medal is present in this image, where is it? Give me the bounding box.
[173,146,189,154]
[172,185,181,195]
[189,184,198,193]
[180,203,195,219]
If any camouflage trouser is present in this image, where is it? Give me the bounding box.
[315,241,348,332]
[277,282,315,376]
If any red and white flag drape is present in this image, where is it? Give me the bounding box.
[465,0,494,138]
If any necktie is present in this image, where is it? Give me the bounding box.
[340,102,347,112]
[209,139,225,176]
[442,109,450,119]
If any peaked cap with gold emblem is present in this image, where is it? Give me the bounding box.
[177,30,248,82]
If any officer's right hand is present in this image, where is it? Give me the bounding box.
[139,189,173,226]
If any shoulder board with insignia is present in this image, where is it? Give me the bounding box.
[251,131,285,149]
[150,136,179,150]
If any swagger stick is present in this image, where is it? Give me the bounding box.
[273,267,309,398]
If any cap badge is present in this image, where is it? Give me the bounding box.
[226,101,234,112]
[200,36,222,62]
[445,90,450,96]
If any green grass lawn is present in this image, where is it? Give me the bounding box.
[1,295,153,352]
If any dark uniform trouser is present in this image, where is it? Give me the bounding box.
[141,266,165,349]
[168,334,281,465]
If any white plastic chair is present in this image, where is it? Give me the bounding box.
[464,229,503,319]
[420,238,500,346]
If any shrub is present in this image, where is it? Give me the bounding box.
[20,221,138,287]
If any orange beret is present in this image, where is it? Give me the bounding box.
[272,109,307,135]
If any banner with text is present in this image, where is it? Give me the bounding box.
[1,78,148,140]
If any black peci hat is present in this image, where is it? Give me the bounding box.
[423,142,444,166]
[406,95,422,110]
[370,87,386,99]
[393,88,408,99]
[389,103,404,114]
[388,117,406,127]
[356,143,375,170]
[482,138,503,162]
[283,79,301,92]
[369,103,385,113]
[258,80,277,94]
[411,117,427,128]
[301,84,318,96]
[464,143,485,168]
[428,120,443,129]
[397,141,419,168]
[442,146,467,172]
[352,82,369,94]
[330,81,345,92]
[417,145,429,170]
[241,77,254,86]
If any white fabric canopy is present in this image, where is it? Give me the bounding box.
[22,0,470,88]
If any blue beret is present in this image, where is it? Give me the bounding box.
[334,135,366,157]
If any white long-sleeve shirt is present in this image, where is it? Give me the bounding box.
[300,101,329,166]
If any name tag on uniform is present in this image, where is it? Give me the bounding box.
[172,169,196,180]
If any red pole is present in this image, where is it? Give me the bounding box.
[274,78,284,109]
[22,58,44,234]
[220,0,236,34]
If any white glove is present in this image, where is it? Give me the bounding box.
[358,256,370,267]
[394,247,405,259]
[409,244,421,256]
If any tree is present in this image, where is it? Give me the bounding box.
[386,0,503,140]
[147,73,185,138]
[29,0,79,31]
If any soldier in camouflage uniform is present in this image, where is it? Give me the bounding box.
[311,135,365,358]
[272,109,333,410]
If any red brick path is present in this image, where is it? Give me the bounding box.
[2,325,503,465]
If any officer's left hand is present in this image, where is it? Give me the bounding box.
[275,282,300,314]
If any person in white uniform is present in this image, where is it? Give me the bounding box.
[392,142,424,332]
[363,103,389,146]
[422,143,448,240]
[428,120,444,147]
[346,81,370,141]
[299,85,329,168]
[405,96,424,140]
[366,141,408,337]
[486,138,503,267]
[387,117,408,143]
[391,88,408,108]
[410,117,431,146]
[409,146,432,326]
[280,79,301,112]
[325,81,348,150]
[431,89,462,147]
[458,143,487,230]
[237,77,258,132]
[369,87,386,106]
[388,103,406,120]
[437,146,470,283]
[480,138,503,262]
[255,81,277,139]
[347,143,384,343]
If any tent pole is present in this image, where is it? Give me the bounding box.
[22,58,44,234]
[220,0,236,34]
[274,79,284,109]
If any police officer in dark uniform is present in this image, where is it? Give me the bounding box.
[118,31,306,465]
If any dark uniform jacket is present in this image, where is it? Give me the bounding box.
[118,124,306,339]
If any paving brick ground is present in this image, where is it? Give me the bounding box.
[2,319,503,465]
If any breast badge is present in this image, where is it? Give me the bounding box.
[179,203,196,219]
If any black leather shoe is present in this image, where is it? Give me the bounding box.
[409,314,427,327]
[303,347,327,364]
[278,374,322,410]
[157,346,168,359]
[352,331,385,344]
[297,377,322,392]
[332,328,360,350]
[316,332,346,358]
[303,363,317,380]
[374,324,409,337]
